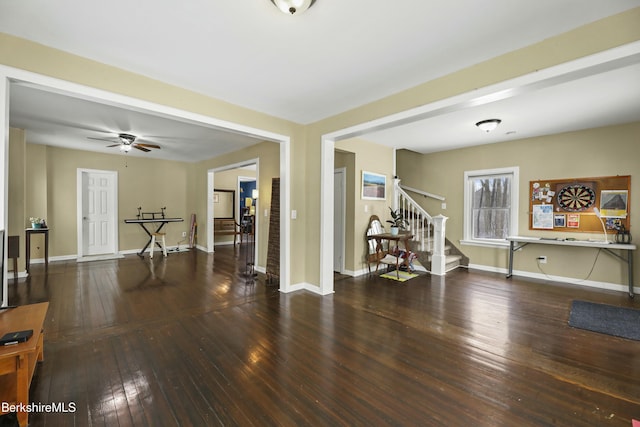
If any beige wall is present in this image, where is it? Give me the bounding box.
[16,142,192,258]
[8,134,276,271]
[397,122,640,287]
[2,7,640,288]
[336,138,396,274]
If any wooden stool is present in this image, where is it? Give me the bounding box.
[150,232,167,258]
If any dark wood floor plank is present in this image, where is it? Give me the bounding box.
[6,246,639,426]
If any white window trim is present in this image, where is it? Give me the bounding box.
[461,166,519,248]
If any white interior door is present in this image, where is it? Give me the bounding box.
[333,168,345,273]
[78,169,118,256]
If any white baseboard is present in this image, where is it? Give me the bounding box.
[29,254,76,264]
[282,282,334,295]
[6,270,28,280]
[469,263,638,295]
[339,268,361,277]
[77,254,125,262]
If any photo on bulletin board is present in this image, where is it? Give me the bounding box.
[567,214,580,228]
[554,214,566,228]
[532,204,554,229]
[599,190,628,218]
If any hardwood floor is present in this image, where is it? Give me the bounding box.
[6,245,640,426]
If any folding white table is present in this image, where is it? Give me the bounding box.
[506,236,636,298]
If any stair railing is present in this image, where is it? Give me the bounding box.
[393,179,433,253]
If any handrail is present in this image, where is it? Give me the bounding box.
[399,184,445,201]
[396,186,432,222]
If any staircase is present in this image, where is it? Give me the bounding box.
[410,237,466,274]
[394,180,468,274]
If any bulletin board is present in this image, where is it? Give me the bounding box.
[529,175,630,234]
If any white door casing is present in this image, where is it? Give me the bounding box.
[333,168,345,273]
[77,169,118,257]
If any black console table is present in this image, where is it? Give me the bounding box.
[25,227,49,274]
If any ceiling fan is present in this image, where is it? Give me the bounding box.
[88,133,161,153]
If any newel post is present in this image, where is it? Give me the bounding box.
[431,214,448,276]
[392,177,401,211]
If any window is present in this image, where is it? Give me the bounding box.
[462,167,519,247]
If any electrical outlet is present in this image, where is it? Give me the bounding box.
[537,255,547,264]
[182,231,187,237]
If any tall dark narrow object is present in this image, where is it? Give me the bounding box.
[266,178,280,284]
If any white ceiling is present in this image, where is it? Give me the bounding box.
[2,0,640,161]
[365,59,640,153]
[9,83,267,162]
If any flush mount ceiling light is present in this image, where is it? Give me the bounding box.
[270,0,316,15]
[475,119,502,133]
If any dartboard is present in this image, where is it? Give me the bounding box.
[557,185,596,212]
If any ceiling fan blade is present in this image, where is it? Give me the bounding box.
[133,145,151,152]
[135,143,161,149]
[88,136,119,143]
[106,144,121,148]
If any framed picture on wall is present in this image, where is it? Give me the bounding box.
[361,171,386,200]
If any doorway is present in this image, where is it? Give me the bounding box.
[1,69,292,298]
[208,160,260,268]
[77,169,119,257]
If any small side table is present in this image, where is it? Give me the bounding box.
[25,227,49,274]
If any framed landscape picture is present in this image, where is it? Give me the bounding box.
[362,171,386,200]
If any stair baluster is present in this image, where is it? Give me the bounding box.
[393,178,465,273]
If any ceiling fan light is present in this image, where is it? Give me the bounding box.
[270,0,316,15]
[118,133,136,144]
[475,119,502,133]
[120,144,132,152]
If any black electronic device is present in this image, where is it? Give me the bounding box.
[0,329,33,346]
